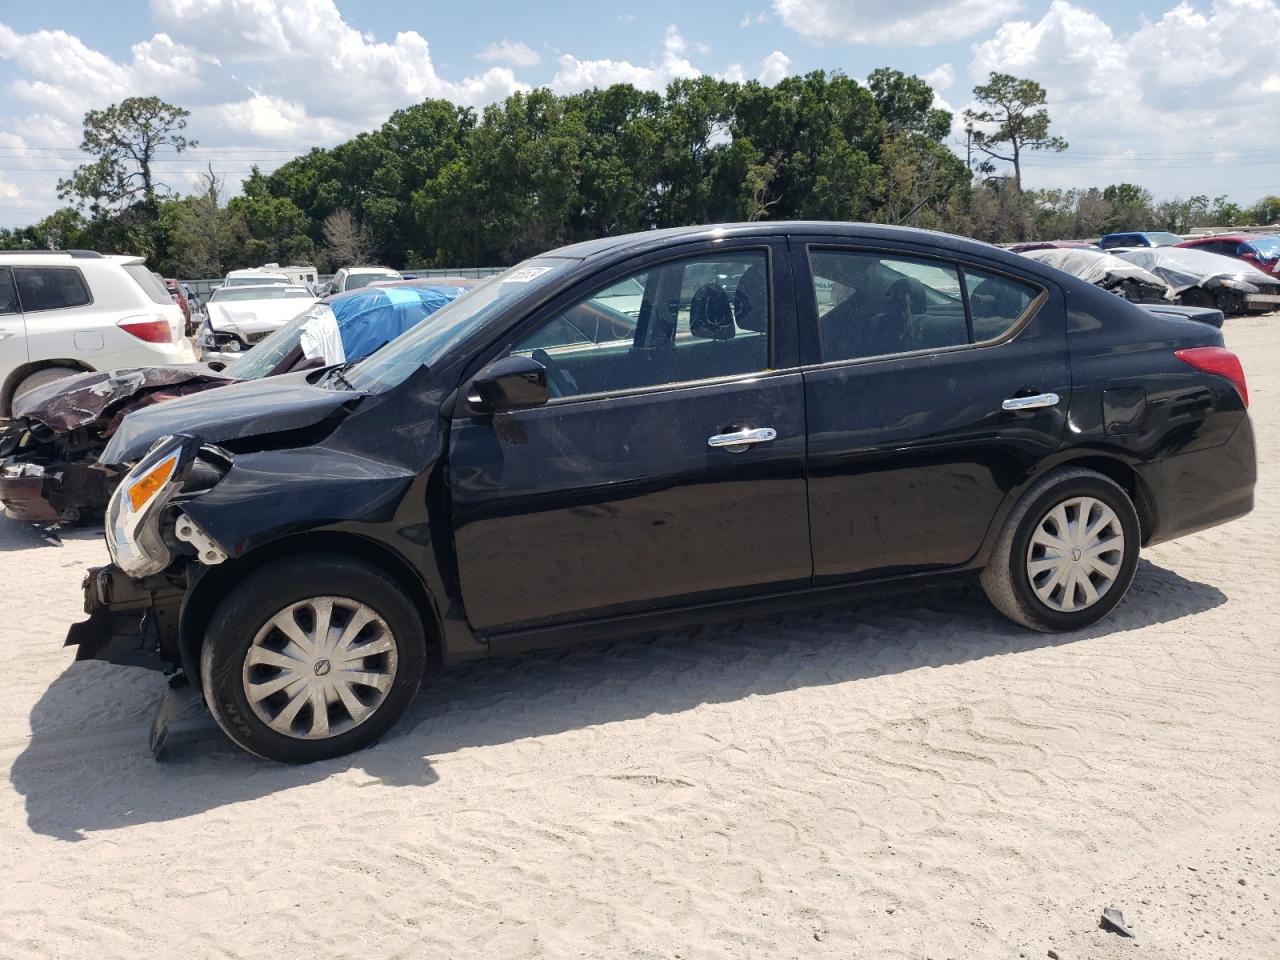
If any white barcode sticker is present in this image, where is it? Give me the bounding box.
[504,266,553,283]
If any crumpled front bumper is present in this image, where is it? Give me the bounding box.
[0,456,118,523]
[65,564,183,670]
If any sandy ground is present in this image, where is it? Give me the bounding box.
[1,317,1277,960]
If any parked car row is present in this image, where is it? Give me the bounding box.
[1012,235,1280,315]
[0,222,1243,765]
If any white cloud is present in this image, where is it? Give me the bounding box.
[962,0,1280,196]
[739,11,768,27]
[148,0,529,119]
[476,39,541,67]
[771,0,1022,46]
[721,49,792,87]
[758,51,791,86]
[551,24,700,93]
[922,63,955,93]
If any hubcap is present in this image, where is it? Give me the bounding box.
[241,597,398,740]
[1026,496,1125,613]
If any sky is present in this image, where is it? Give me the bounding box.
[1,0,1278,228]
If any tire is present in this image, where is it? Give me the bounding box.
[1179,287,1215,310]
[200,553,427,763]
[980,467,1141,632]
[11,366,80,410]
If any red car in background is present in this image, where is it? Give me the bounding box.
[1176,235,1280,278]
[163,278,194,334]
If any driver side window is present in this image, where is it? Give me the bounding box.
[509,252,770,399]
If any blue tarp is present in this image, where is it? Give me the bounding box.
[332,284,465,359]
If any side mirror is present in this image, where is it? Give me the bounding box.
[467,355,549,413]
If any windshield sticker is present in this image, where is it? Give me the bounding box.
[504,266,553,283]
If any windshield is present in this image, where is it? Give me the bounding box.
[223,305,321,380]
[347,271,400,290]
[1147,232,1184,246]
[1245,236,1280,260]
[210,285,314,302]
[345,259,572,392]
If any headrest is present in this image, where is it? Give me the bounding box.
[689,282,735,340]
[734,265,768,332]
[885,276,927,313]
[970,278,1020,316]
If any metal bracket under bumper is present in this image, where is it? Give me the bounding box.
[65,565,178,670]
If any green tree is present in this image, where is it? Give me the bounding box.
[160,170,242,277]
[963,73,1067,191]
[867,68,951,141]
[1102,183,1154,232]
[56,97,196,215]
[228,167,315,267]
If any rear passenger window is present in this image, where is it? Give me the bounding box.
[964,268,1039,342]
[509,251,770,399]
[810,250,968,362]
[13,267,91,312]
[123,264,175,305]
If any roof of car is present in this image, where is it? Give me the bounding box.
[540,221,1039,273]
[0,250,145,266]
[212,283,312,294]
[1178,234,1252,244]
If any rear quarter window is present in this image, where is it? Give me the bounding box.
[13,266,92,312]
[964,268,1041,342]
[123,264,175,305]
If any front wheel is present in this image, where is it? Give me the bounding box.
[981,468,1141,632]
[201,554,427,762]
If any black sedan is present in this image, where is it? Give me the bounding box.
[67,222,1256,762]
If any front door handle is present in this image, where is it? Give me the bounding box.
[1002,392,1060,411]
[708,427,777,452]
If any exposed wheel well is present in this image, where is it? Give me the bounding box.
[1045,454,1156,545]
[1,359,94,417]
[178,531,445,690]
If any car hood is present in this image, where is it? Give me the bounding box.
[12,365,234,433]
[207,299,318,335]
[1115,248,1280,293]
[100,372,359,465]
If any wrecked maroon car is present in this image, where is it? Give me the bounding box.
[0,366,234,523]
[0,282,469,525]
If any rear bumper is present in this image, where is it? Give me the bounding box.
[65,564,183,670]
[1137,414,1256,546]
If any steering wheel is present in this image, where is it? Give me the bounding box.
[531,348,579,397]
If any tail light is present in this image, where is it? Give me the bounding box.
[1175,346,1248,407]
[118,314,174,344]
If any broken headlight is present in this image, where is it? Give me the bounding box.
[105,434,199,577]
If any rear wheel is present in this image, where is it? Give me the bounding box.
[200,554,427,762]
[981,468,1141,632]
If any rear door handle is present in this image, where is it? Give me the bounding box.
[707,427,777,451]
[1002,392,1060,411]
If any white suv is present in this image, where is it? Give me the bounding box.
[323,265,402,295]
[0,251,194,416]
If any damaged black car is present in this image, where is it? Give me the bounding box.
[66,223,1256,763]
